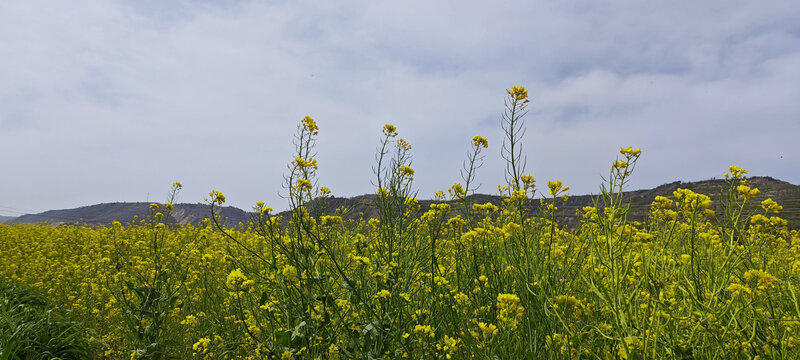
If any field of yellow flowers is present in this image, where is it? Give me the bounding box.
[2,87,800,359]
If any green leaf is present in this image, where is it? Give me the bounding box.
[275,331,291,347]
[291,321,306,340]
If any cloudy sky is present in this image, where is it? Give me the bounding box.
[1,0,798,215]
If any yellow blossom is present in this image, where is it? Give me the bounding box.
[619,146,642,157]
[282,265,298,282]
[726,283,753,296]
[192,337,211,354]
[414,324,435,338]
[397,138,412,150]
[477,321,498,336]
[743,269,777,292]
[736,184,760,201]
[296,178,313,192]
[327,344,339,359]
[547,180,568,195]
[208,189,226,205]
[761,198,782,213]
[226,268,250,289]
[520,174,535,188]
[506,85,529,101]
[375,289,391,299]
[449,182,466,199]
[727,165,748,179]
[383,124,398,137]
[472,135,488,148]
[302,116,318,134]
[398,165,415,179]
[293,157,318,170]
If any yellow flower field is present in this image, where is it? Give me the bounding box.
[2,87,800,359]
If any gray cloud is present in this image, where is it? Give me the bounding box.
[1,0,798,214]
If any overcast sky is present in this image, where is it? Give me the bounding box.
[1,0,799,215]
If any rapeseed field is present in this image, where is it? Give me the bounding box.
[1,87,799,359]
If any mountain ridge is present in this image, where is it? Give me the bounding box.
[8,176,800,228]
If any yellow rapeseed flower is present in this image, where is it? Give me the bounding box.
[619,146,642,157]
[209,190,226,205]
[726,283,753,296]
[472,135,488,148]
[414,324,435,338]
[192,337,211,354]
[397,138,411,150]
[750,214,770,226]
[472,202,498,213]
[181,314,198,326]
[383,124,398,137]
[520,174,535,187]
[439,334,459,356]
[449,183,466,198]
[398,165,415,179]
[506,85,529,101]
[454,292,469,304]
[226,268,249,289]
[727,165,748,179]
[293,157,319,170]
[651,196,674,209]
[497,293,520,307]
[743,269,777,292]
[302,116,318,134]
[477,321,498,336]
[673,188,712,213]
[327,344,339,359]
[282,265,298,282]
[736,184,760,201]
[296,178,313,192]
[547,180,568,195]
[761,198,783,213]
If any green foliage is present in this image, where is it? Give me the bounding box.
[0,280,91,360]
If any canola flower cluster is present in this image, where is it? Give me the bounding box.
[1,87,800,359]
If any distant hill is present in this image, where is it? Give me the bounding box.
[0,215,16,223]
[289,176,800,229]
[8,177,800,229]
[11,203,252,227]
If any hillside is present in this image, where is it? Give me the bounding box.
[0,216,16,223]
[11,203,251,227]
[9,176,800,229]
[289,176,800,229]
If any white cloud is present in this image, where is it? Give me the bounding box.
[0,0,798,214]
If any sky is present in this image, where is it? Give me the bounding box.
[1,0,799,215]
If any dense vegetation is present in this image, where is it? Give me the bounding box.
[0,279,91,359]
[1,87,799,359]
